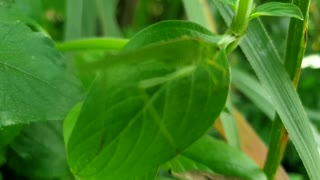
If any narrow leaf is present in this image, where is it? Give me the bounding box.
[182,0,217,31]
[231,68,275,119]
[65,0,96,40]
[96,0,121,37]
[214,2,320,179]
[211,0,236,9]
[251,2,303,20]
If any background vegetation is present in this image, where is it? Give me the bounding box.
[0,0,319,179]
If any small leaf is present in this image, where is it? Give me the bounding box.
[251,2,303,20]
[164,135,267,180]
[65,21,230,179]
[0,21,83,127]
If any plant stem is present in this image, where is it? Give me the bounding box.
[226,0,253,53]
[263,0,311,179]
[228,0,253,37]
[264,116,288,180]
[55,38,129,52]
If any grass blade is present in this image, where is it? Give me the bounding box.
[264,0,311,178]
[213,2,320,179]
[96,0,122,37]
[65,0,96,40]
[231,68,275,119]
[182,0,217,32]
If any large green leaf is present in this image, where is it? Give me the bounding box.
[0,22,83,126]
[0,0,43,22]
[164,135,267,180]
[7,121,70,179]
[213,2,320,179]
[65,21,230,179]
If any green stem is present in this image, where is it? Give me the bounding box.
[226,0,254,53]
[228,0,253,36]
[263,0,310,179]
[55,38,129,52]
[264,116,288,180]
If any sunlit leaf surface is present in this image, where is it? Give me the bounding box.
[65,21,230,179]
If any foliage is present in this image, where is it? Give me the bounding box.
[0,0,319,180]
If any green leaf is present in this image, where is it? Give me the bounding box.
[134,169,158,180]
[232,68,320,122]
[0,0,47,34]
[0,148,5,166]
[0,0,43,22]
[0,125,23,149]
[0,21,83,127]
[213,2,320,179]
[164,135,267,180]
[231,68,275,119]
[123,20,221,50]
[182,0,218,30]
[65,21,230,179]
[96,0,121,37]
[210,0,236,9]
[7,121,70,179]
[220,108,239,147]
[65,0,97,40]
[251,2,303,20]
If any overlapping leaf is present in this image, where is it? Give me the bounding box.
[0,22,83,126]
[64,21,230,179]
[164,135,267,180]
[7,121,70,179]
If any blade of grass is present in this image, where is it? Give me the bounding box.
[65,0,97,40]
[264,0,311,179]
[231,68,275,119]
[232,68,320,123]
[182,0,217,32]
[65,0,82,40]
[96,0,122,37]
[213,1,320,179]
[220,98,240,148]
